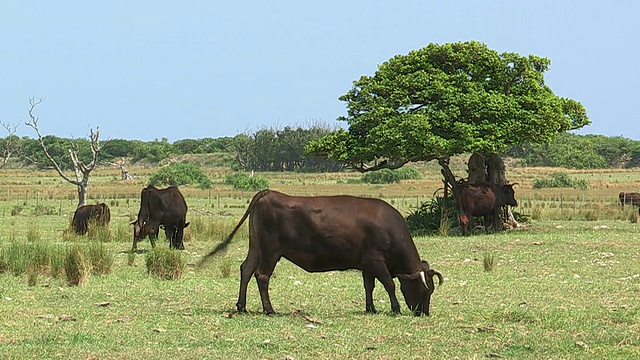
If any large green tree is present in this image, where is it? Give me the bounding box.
[307,41,590,186]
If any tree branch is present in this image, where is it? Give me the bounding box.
[24,97,80,186]
[349,156,424,173]
[0,121,19,168]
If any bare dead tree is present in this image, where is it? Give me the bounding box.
[24,97,102,208]
[0,121,20,168]
[105,159,136,180]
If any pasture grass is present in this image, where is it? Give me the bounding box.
[1,163,640,358]
[0,214,638,359]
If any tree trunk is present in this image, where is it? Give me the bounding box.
[77,185,87,207]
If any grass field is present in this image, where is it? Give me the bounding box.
[1,163,639,359]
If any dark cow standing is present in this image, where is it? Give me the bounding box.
[618,192,640,208]
[71,203,111,235]
[455,182,518,236]
[131,185,189,250]
[199,190,443,316]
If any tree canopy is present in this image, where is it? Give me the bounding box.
[307,41,590,172]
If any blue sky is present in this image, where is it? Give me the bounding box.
[1,1,638,141]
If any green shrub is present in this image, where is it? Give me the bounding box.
[149,162,212,189]
[361,167,422,184]
[395,167,423,180]
[532,172,588,190]
[406,195,457,236]
[224,173,269,191]
[145,246,185,280]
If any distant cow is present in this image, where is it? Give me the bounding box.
[71,203,111,235]
[131,185,189,251]
[199,190,443,316]
[454,182,518,236]
[618,192,640,208]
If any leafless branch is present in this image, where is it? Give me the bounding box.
[0,120,20,168]
[25,97,79,185]
[24,97,102,207]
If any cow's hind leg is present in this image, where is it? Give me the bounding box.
[362,271,377,313]
[254,253,280,315]
[237,248,260,313]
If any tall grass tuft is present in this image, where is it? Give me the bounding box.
[64,245,92,286]
[0,241,59,277]
[127,251,136,266]
[26,224,41,242]
[145,246,185,280]
[218,256,233,278]
[86,242,114,275]
[483,253,496,272]
[87,219,112,242]
[112,221,132,244]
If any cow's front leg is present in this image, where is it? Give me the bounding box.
[459,214,470,236]
[362,271,377,313]
[370,266,400,314]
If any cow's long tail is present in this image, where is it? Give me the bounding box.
[197,190,269,268]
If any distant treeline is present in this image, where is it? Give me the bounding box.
[2,127,639,171]
[1,124,343,172]
[505,132,640,169]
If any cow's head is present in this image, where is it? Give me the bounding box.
[131,219,157,241]
[398,260,443,316]
[501,184,518,207]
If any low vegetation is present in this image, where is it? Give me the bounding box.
[361,167,423,184]
[148,162,212,189]
[224,172,269,191]
[532,171,589,190]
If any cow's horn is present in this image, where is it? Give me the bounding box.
[420,271,430,291]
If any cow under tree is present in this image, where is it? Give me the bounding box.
[198,190,443,316]
[131,185,189,251]
[71,203,111,235]
[454,181,518,236]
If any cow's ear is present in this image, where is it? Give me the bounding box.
[183,222,190,228]
[130,220,138,225]
[421,260,431,270]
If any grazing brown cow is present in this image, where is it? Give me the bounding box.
[618,192,640,208]
[72,203,111,235]
[454,182,518,236]
[199,190,443,316]
[131,185,189,251]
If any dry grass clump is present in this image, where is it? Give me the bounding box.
[64,245,92,286]
[145,246,185,280]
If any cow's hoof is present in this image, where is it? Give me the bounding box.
[365,307,377,314]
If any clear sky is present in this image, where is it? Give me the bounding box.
[1,1,638,142]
